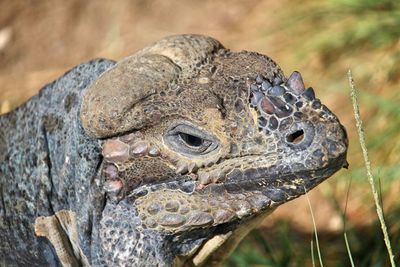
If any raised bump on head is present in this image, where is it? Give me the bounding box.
[80,35,224,138]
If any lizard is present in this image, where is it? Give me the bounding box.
[0,34,348,267]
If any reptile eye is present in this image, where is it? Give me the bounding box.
[178,133,203,147]
[164,123,219,156]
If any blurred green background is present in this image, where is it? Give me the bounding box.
[0,0,399,266]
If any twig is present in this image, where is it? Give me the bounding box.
[347,69,396,267]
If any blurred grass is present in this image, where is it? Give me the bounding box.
[226,211,400,267]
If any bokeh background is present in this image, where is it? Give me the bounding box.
[0,0,399,266]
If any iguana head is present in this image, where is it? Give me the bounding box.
[80,35,348,266]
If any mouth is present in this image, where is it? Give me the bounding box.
[128,146,347,234]
[196,149,348,204]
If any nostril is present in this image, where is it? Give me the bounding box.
[286,129,304,144]
[286,122,315,150]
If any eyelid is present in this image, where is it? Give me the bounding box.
[169,124,209,139]
[178,132,206,147]
[164,123,219,156]
[176,130,210,152]
[178,135,210,153]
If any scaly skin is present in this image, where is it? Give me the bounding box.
[0,34,348,267]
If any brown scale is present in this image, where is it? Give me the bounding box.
[100,131,176,198]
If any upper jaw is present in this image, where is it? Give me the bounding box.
[194,119,348,205]
[224,150,347,204]
[161,155,347,230]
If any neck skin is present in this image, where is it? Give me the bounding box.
[0,59,115,266]
[95,194,273,267]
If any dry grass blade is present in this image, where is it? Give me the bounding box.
[305,189,324,267]
[311,239,316,267]
[343,178,355,267]
[343,232,355,267]
[347,69,396,267]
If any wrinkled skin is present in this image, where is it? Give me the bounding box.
[0,35,348,267]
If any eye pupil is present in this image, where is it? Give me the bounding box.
[179,133,203,147]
